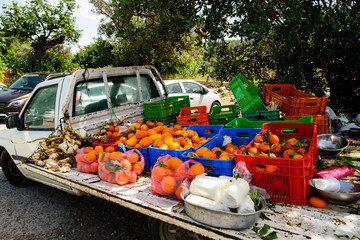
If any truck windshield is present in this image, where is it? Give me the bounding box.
[9,76,45,90]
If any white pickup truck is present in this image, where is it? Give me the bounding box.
[0,66,359,240]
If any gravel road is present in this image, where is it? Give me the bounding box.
[0,168,151,240]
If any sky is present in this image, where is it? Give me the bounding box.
[1,0,102,53]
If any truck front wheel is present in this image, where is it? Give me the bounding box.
[148,217,207,240]
[1,150,29,187]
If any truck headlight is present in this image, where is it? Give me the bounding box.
[7,99,25,108]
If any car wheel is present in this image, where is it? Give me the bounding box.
[1,150,29,187]
[210,101,221,112]
[148,217,207,240]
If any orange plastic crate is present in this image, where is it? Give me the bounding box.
[234,122,317,205]
[176,106,209,125]
[263,84,328,116]
[284,114,329,135]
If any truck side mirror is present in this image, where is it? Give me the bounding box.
[5,114,21,129]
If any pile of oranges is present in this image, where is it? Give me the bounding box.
[187,142,240,161]
[151,156,205,200]
[105,124,121,139]
[76,145,117,174]
[116,120,212,150]
[240,130,311,159]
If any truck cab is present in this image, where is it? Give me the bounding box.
[0,66,168,192]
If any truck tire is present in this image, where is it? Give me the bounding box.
[148,217,207,240]
[1,150,29,187]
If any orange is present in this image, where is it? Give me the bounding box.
[297,148,307,155]
[174,182,184,200]
[149,133,162,141]
[173,124,182,131]
[152,166,172,181]
[140,124,149,131]
[309,196,326,208]
[293,154,303,159]
[161,175,176,194]
[127,152,140,163]
[90,162,99,173]
[126,171,137,184]
[115,171,128,184]
[105,131,113,139]
[225,146,236,154]
[286,138,299,150]
[190,163,205,175]
[134,123,141,130]
[259,143,270,153]
[128,126,137,133]
[133,161,145,174]
[254,134,264,143]
[114,125,119,132]
[167,157,183,171]
[121,159,133,171]
[94,145,104,153]
[119,136,127,143]
[187,152,198,157]
[191,135,200,143]
[139,136,153,148]
[105,146,116,153]
[270,143,282,154]
[156,121,164,126]
[147,129,157,136]
[248,147,258,155]
[283,149,296,158]
[153,139,164,148]
[265,165,279,173]
[126,136,138,147]
[159,144,169,149]
[135,130,147,139]
[269,134,280,145]
[110,151,125,161]
[112,132,120,139]
[219,152,231,160]
[106,124,114,132]
[195,147,210,158]
[202,151,217,159]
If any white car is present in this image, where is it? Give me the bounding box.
[160,79,221,112]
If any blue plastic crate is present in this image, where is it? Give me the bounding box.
[187,125,224,139]
[148,146,193,168]
[125,146,151,171]
[182,128,261,176]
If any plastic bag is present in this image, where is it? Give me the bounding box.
[150,155,203,200]
[75,147,100,174]
[98,149,145,185]
[233,161,252,183]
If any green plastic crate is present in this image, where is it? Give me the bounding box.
[146,113,178,125]
[242,110,280,121]
[224,116,314,128]
[144,96,190,118]
[229,74,267,112]
[209,105,239,125]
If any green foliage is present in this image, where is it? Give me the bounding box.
[73,38,114,68]
[200,0,360,116]
[252,224,278,240]
[0,0,81,63]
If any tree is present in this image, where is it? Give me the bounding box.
[200,0,360,116]
[0,0,81,64]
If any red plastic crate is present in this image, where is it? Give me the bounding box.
[91,136,122,150]
[263,84,328,116]
[284,114,329,134]
[177,106,209,125]
[234,122,317,205]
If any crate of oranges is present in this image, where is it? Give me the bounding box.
[183,128,261,176]
[150,155,205,200]
[148,124,216,167]
[234,122,317,205]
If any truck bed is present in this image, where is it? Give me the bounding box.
[21,162,360,240]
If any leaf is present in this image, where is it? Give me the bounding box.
[252,226,260,234]
[259,224,270,236]
[263,231,278,240]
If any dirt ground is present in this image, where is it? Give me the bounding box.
[0,168,151,240]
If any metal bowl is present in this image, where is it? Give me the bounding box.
[310,179,360,205]
[184,196,266,229]
[317,134,349,156]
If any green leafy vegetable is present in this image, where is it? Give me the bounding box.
[334,157,360,174]
[250,189,262,211]
[252,224,278,240]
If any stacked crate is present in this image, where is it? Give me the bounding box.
[176,106,209,125]
[208,105,239,125]
[263,84,329,134]
[144,96,190,124]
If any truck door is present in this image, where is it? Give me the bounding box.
[12,84,59,159]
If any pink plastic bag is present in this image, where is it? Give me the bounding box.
[75,147,99,174]
[98,149,145,185]
[314,165,355,179]
[150,155,203,200]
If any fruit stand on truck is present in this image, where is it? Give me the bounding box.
[0,66,359,239]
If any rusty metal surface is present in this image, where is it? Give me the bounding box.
[21,162,360,240]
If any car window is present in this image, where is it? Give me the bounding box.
[140,75,160,101]
[74,80,107,115]
[9,76,45,90]
[108,75,140,107]
[167,83,182,93]
[23,85,57,130]
[183,82,203,94]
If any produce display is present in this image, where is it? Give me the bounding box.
[237,129,311,173]
[187,143,240,161]
[150,155,205,200]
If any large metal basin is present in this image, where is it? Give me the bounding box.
[317,134,349,156]
[310,179,360,205]
[184,196,266,229]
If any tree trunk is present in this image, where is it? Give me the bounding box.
[31,35,65,64]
